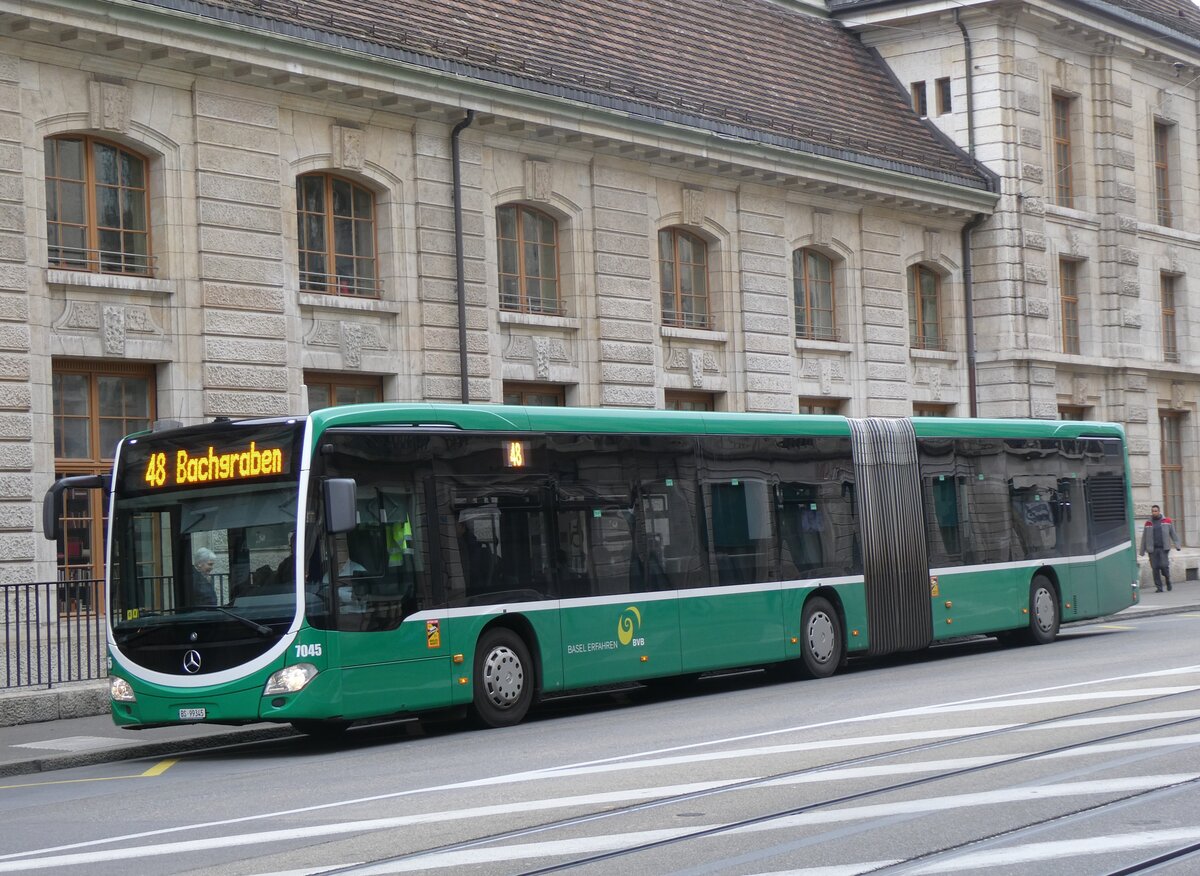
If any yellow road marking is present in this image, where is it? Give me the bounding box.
[1,758,178,790]
[140,759,177,777]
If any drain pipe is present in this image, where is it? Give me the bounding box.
[956,10,981,417]
[961,213,985,418]
[451,109,476,404]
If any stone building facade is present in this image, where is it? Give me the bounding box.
[5,0,1005,585]
[831,0,1200,579]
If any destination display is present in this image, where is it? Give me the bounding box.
[117,423,303,496]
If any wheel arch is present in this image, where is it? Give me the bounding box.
[478,614,542,699]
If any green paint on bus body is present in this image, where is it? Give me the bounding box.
[101,404,1136,730]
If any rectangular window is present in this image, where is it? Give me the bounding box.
[936,77,952,115]
[1160,411,1185,542]
[913,403,952,417]
[304,372,383,411]
[53,361,156,601]
[1058,405,1090,421]
[1161,274,1178,363]
[1154,122,1172,227]
[798,398,844,416]
[1059,259,1080,354]
[503,383,566,406]
[1052,95,1074,208]
[911,81,928,117]
[665,391,715,412]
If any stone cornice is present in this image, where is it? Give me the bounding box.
[3,0,998,217]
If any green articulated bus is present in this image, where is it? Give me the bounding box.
[43,405,1139,735]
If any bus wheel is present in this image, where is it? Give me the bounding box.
[291,719,351,741]
[1026,576,1060,645]
[472,627,534,728]
[800,596,843,679]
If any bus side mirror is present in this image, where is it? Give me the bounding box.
[324,478,358,534]
[43,474,111,541]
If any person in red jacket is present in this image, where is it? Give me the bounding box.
[1140,505,1182,592]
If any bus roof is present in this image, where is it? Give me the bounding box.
[306,403,1126,442]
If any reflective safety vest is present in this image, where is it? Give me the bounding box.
[387,519,412,566]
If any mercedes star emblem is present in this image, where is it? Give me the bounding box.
[182,650,202,674]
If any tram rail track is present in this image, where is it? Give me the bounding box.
[317,683,1200,875]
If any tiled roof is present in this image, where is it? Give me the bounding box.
[133,0,988,187]
[1100,0,1200,44]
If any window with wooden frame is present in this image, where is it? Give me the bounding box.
[1161,273,1179,363]
[497,204,560,315]
[659,227,710,329]
[1154,122,1173,227]
[912,403,952,417]
[304,371,383,411]
[1059,258,1081,354]
[296,172,378,297]
[502,382,566,406]
[911,81,928,116]
[53,361,155,599]
[798,397,844,416]
[665,391,715,412]
[794,248,837,341]
[1052,95,1075,207]
[1159,410,1186,542]
[907,264,943,350]
[44,135,152,275]
[1058,405,1090,421]
[936,78,952,115]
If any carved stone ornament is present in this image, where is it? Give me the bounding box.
[501,334,572,374]
[924,230,941,264]
[102,305,126,356]
[800,356,847,390]
[1072,376,1088,406]
[339,321,386,368]
[681,187,705,227]
[524,160,552,202]
[89,80,131,133]
[331,125,365,171]
[813,212,832,248]
[666,346,719,380]
[534,337,552,379]
[1171,382,1188,411]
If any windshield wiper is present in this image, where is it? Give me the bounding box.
[206,606,275,637]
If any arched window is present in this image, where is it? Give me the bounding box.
[659,227,709,329]
[908,264,942,350]
[497,205,559,314]
[297,172,377,297]
[794,248,836,341]
[44,136,151,275]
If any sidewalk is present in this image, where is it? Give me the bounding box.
[1,583,1197,780]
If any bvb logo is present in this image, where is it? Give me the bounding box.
[617,606,642,646]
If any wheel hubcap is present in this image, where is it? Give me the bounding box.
[482,645,524,708]
[807,611,835,664]
[1033,587,1055,633]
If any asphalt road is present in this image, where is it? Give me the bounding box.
[3,610,1200,875]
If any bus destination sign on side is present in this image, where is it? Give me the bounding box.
[144,441,287,489]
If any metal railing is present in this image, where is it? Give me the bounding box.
[1,580,106,689]
[48,246,157,277]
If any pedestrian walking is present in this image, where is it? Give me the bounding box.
[1140,505,1182,592]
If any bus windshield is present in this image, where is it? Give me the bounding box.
[108,421,306,647]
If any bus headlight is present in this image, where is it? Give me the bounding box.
[264,663,318,695]
[110,677,136,702]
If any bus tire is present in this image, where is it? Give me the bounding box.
[291,719,351,741]
[799,596,843,679]
[472,627,534,728]
[1025,575,1060,645]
